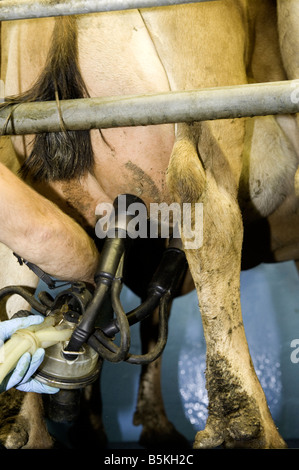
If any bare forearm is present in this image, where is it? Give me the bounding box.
[0,163,99,283]
[21,208,100,284]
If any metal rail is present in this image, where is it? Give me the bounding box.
[1,80,298,136]
[0,0,219,21]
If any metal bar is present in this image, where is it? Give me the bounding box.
[0,0,219,21]
[1,80,299,135]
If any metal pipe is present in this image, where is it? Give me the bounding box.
[0,0,219,21]
[1,80,299,135]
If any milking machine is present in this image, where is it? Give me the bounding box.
[0,194,187,422]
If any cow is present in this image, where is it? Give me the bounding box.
[0,0,298,449]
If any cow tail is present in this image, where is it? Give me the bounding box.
[7,16,94,182]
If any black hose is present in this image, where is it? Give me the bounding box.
[88,292,170,365]
[63,281,110,358]
[65,194,146,355]
[100,241,187,338]
[101,292,161,337]
[0,285,48,315]
[87,238,186,363]
[126,293,170,365]
[108,278,131,361]
[87,278,131,362]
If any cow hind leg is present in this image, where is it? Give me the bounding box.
[166,129,287,449]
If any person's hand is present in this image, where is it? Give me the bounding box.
[0,316,59,394]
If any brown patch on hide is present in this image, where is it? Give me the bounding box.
[124,161,162,203]
[59,179,97,228]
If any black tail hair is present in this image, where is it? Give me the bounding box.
[4,16,94,182]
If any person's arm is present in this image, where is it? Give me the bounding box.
[0,163,99,284]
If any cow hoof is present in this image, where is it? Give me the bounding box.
[0,389,30,449]
[0,417,29,449]
[138,421,191,449]
[193,414,261,449]
[193,391,287,448]
[193,413,287,449]
[193,356,288,449]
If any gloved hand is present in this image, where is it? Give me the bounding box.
[0,315,59,394]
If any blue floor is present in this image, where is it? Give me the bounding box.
[100,261,299,445]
